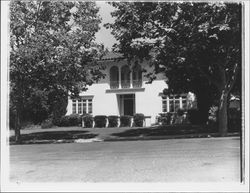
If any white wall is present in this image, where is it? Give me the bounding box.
[66,58,167,126]
[136,79,166,123]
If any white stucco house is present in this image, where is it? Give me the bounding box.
[66,52,193,126]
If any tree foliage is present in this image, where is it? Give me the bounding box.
[106,2,241,135]
[10,1,104,141]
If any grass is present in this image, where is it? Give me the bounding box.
[9,130,98,144]
[111,124,218,138]
[9,124,240,145]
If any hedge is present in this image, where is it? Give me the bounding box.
[120,115,132,127]
[158,113,172,125]
[83,114,93,128]
[133,113,145,127]
[108,116,119,127]
[53,114,82,127]
[228,108,241,132]
[41,118,54,129]
[94,115,107,128]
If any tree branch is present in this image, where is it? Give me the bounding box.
[226,63,239,93]
[198,66,222,90]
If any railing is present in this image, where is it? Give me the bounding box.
[110,81,119,89]
[132,80,142,88]
[109,80,142,89]
[121,80,130,88]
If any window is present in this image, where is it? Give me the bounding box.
[88,99,92,114]
[121,65,130,88]
[110,66,119,89]
[162,96,167,112]
[72,100,77,114]
[72,98,93,114]
[132,63,142,87]
[169,98,175,112]
[162,95,188,113]
[182,98,187,109]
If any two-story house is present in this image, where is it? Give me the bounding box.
[66,52,192,126]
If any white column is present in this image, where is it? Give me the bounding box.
[167,97,169,112]
[180,97,182,109]
[119,66,122,89]
[130,70,133,88]
[76,100,78,114]
[86,99,88,114]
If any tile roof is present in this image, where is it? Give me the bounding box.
[99,52,124,60]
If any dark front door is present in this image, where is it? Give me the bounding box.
[123,94,135,116]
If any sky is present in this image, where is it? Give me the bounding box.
[95,2,117,49]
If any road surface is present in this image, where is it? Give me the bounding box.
[10,137,241,182]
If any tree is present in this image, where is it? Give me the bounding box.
[10,1,104,143]
[106,2,241,136]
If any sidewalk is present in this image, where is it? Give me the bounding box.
[8,125,240,145]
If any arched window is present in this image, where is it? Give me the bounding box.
[121,65,131,88]
[110,66,119,89]
[132,63,142,87]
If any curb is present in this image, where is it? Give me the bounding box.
[9,132,240,145]
[103,132,240,142]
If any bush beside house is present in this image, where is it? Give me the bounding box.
[83,114,93,128]
[120,115,132,127]
[94,115,107,128]
[53,114,82,127]
[158,113,172,125]
[133,113,145,127]
[41,118,54,129]
[108,116,119,127]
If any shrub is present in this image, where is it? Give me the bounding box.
[228,108,241,132]
[83,114,93,128]
[174,109,188,125]
[120,115,132,127]
[68,114,82,126]
[187,109,200,124]
[177,109,185,116]
[53,114,82,127]
[208,106,218,122]
[108,116,119,127]
[158,113,172,125]
[133,113,145,127]
[94,115,107,128]
[41,118,54,129]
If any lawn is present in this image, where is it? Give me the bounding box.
[8,124,240,145]
[111,125,216,138]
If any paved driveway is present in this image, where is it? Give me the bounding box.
[9,137,241,182]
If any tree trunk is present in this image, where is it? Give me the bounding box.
[196,89,212,125]
[218,90,229,136]
[15,110,21,143]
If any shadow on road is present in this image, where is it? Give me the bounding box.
[111,125,217,138]
[9,130,98,143]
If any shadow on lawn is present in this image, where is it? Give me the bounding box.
[9,130,98,142]
[111,125,217,138]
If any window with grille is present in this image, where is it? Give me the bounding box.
[162,95,188,113]
[72,98,93,114]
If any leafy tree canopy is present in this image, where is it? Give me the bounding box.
[10,1,104,140]
[106,2,241,135]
